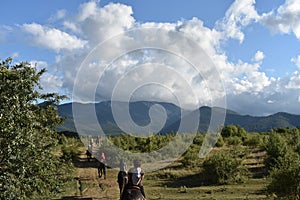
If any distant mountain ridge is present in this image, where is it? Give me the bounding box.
[57,101,300,135]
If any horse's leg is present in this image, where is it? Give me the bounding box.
[120,176,125,199]
[98,166,102,178]
[103,165,106,179]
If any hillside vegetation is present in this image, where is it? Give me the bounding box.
[59,126,300,200]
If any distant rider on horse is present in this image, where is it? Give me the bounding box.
[125,159,146,198]
[98,152,106,179]
[118,159,128,198]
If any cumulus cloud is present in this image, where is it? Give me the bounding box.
[22,23,87,52]
[30,60,63,94]
[216,0,259,42]
[76,1,135,43]
[260,0,300,39]
[286,71,300,89]
[253,50,265,62]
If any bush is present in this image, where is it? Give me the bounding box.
[181,144,201,167]
[61,145,80,161]
[226,136,242,146]
[243,133,263,147]
[60,135,81,161]
[215,135,224,147]
[202,150,247,184]
[221,125,247,139]
[267,152,300,199]
[264,133,288,170]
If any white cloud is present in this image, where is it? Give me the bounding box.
[260,0,300,39]
[291,55,300,69]
[63,21,81,33]
[22,23,87,52]
[76,2,135,43]
[177,17,222,56]
[29,60,63,94]
[216,0,259,42]
[30,60,48,69]
[49,9,66,22]
[253,50,265,62]
[286,71,300,89]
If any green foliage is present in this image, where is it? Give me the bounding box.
[0,58,71,199]
[221,125,247,139]
[109,132,176,153]
[243,133,263,147]
[225,136,242,146]
[267,151,300,199]
[181,144,201,168]
[202,150,247,184]
[60,135,81,161]
[264,132,288,170]
[180,133,205,167]
[265,129,300,198]
[215,134,224,147]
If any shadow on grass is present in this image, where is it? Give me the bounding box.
[72,157,100,168]
[162,173,209,188]
[61,197,92,200]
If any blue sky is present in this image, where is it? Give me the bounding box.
[1,0,300,116]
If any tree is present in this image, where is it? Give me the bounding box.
[0,58,71,199]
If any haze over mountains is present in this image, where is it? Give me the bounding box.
[57,101,300,135]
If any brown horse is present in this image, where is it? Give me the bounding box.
[97,161,106,179]
[121,186,146,200]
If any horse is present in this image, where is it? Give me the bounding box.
[118,171,128,198]
[121,186,146,200]
[97,161,106,179]
[86,150,92,162]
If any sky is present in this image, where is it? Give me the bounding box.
[1,0,300,116]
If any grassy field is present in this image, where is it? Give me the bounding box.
[58,146,274,200]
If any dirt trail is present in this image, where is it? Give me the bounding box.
[243,148,267,178]
[64,148,120,200]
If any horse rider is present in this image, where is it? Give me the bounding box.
[118,159,128,196]
[100,152,106,163]
[98,152,106,179]
[125,159,146,198]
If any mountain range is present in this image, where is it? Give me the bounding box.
[57,101,300,135]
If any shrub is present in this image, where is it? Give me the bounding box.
[226,136,242,146]
[181,144,201,167]
[243,133,263,147]
[215,134,224,147]
[202,150,247,184]
[61,145,80,161]
[264,133,288,170]
[267,152,300,199]
[221,125,247,139]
